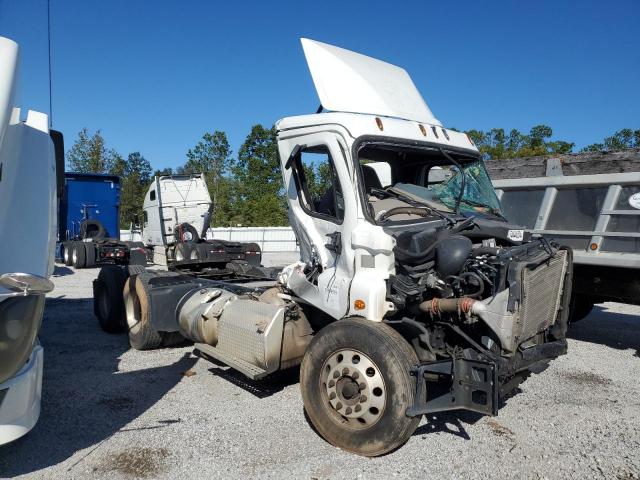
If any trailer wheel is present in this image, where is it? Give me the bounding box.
[63,242,73,266]
[72,242,87,269]
[300,317,420,457]
[569,294,595,323]
[93,266,128,333]
[84,242,96,268]
[124,276,162,350]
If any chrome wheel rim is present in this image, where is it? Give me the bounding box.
[321,349,386,429]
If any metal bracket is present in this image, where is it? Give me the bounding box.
[406,357,498,417]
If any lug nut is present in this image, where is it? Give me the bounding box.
[329,392,336,400]
[342,367,350,375]
[333,371,340,379]
[328,379,335,388]
[360,395,367,403]
[345,407,352,415]
[354,404,362,412]
[359,382,366,390]
[352,372,359,379]
[336,402,343,410]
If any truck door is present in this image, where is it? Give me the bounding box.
[279,133,357,319]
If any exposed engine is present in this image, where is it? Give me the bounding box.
[387,216,573,384]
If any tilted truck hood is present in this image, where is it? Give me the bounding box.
[301,38,441,125]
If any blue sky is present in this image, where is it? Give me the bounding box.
[1,0,638,170]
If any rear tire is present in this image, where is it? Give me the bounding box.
[63,242,73,266]
[93,266,128,333]
[84,242,96,268]
[72,242,86,269]
[300,317,420,457]
[124,276,162,350]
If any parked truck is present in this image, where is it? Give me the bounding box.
[58,172,148,268]
[489,152,640,320]
[0,36,60,444]
[59,172,262,272]
[95,39,573,456]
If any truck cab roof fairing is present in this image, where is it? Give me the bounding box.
[0,37,20,146]
[301,38,441,125]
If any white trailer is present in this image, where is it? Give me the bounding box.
[0,36,59,445]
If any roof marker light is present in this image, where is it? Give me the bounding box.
[431,126,439,139]
[375,117,384,131]
[419,124,427,136]
[442,128,450,140]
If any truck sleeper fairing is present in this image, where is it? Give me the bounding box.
[0,36,57,445]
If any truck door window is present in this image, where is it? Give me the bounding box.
[292,146,344,222]
[143,211,148,226]
[150,190,156,201]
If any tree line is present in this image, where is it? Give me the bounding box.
[66,124,639,228]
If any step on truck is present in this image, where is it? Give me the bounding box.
[0,36,60,444]
[95,39,573,456]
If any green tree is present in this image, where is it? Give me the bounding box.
[112,152,153,228]
[466,125,574,160]
[231,125,287,226]
[582,128,640,152]
[181,131,233,226]
[66,128,116,173]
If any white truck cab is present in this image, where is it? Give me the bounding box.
[277,39,485,322]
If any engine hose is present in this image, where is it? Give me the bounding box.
[460,272,484,298]
[419,297,478,316]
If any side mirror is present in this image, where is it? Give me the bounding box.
[285,144,305,170]
[0,273,54,296]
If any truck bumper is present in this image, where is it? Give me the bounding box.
[0,344,43,445]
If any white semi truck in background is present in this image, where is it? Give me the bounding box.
[0,36,60,445]
[95,39,574,456]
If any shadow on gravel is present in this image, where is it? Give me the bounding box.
[0,297,196,477]
[568,304,640,356]
[414,410,483,440]
[53,265,74,277]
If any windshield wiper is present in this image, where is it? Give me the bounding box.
[460,198,508,221]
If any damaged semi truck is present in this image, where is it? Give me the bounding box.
[95,39,573,456]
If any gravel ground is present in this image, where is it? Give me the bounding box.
[1,254,639,479]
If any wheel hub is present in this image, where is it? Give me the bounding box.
[322,349,386,428]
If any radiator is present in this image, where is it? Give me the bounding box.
[519,250,568,341]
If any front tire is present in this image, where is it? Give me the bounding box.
[300,317,420,457]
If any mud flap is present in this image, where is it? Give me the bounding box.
[406,358,498,417]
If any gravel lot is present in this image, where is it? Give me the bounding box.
[1,255,639,479]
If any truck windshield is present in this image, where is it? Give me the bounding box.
[426,160,502,215]
[357,144,504,223]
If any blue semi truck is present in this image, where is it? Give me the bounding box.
[57,172,146,268]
